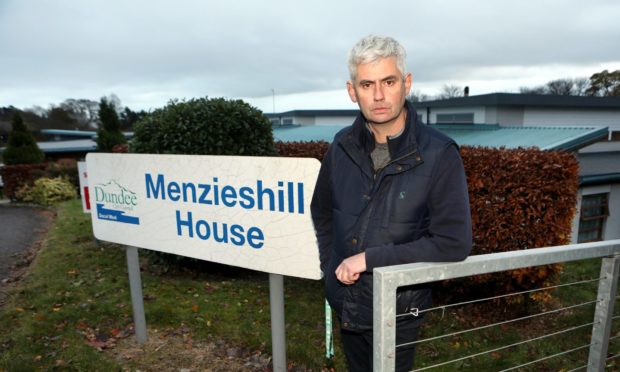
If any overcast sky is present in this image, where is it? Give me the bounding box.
[1,0,619,113]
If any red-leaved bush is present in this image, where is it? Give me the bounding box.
[277,141,580,304]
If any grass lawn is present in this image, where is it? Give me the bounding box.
[1,199,618,371]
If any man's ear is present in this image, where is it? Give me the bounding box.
[405,73,412,94]
[347,81,358,103]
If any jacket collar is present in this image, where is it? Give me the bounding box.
[340,101,420,161]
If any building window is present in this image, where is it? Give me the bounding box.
[578,193,609,243]
[436,113,474,124]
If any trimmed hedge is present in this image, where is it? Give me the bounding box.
[459,146,579,303]
[276,142,580,304]
[276,141,330,162]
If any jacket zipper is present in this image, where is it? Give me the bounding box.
[357,149,421,251]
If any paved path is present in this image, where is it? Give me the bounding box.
[0,204,52,284]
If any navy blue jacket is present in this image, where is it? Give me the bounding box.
[310,102,472,331]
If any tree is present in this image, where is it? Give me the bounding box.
[96,97,126,152]
[586,69,620,97]
[406,90,430,103]
[47,106,78,130]
[546,79,575,95]
[572,78,590,96]
[436,84,464,100]
[2,112,45,165]
[119,107,147,131]
[60,98,99,129]
[519,77,591,96]
[519,85,547,95]
[131,97,276,156]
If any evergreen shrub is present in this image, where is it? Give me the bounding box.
[16,176,78,205]
[131,97,276,156]
[96,98,126,152]
[2,113,45,165]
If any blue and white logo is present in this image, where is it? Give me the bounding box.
[94,180,140,225]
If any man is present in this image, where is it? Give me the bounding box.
[310,35,472,371]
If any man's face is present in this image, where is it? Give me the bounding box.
[347,56,412,127]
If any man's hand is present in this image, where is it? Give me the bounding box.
[335,252,366,285]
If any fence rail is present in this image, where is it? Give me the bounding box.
[373,239,620,371]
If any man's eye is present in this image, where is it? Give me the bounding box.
[385,80,396,87]
[361,83,372,89]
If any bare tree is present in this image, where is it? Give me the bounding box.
[546,79,575,95]
[521,77,591,96]
[60,98,99,129]
[572,78,590,96]
[407,90,430,102]
[519,85,548,94]
[436,84,463,100]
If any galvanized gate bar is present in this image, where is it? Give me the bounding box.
[588,255,620,371]
[373,240,620,372]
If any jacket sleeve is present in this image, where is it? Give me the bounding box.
[310,146,335,274]
[364,144,472,271]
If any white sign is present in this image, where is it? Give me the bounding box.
[86,153,322,280]
[77,161,90,213]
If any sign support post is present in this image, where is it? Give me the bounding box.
[126,245,148,344]
[269,273,287,371]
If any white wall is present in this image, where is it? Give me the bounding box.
[292,116,315,126]
[605,184,620,240]
[493,107,525,126]
[314,115,356,126]
[524,108,620,131]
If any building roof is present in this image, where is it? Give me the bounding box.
[412,93,620,109]
[3,122,606,157]
[40,129,97,138]
[434,125,608,151]
[272,124,609,151]
[265,109,358,119]
[37,139,97,153]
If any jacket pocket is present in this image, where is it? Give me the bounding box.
[396,285,432,325]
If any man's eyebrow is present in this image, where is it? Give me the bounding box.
[381,75,399,82]
[358,75,400,84]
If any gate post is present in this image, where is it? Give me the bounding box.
[588,255,620,371]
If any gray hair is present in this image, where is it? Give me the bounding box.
[347,35,407,81]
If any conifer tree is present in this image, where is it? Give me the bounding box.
[2,112,45,165]
[96,97,126,152]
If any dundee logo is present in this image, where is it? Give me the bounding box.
[94,180,140,225]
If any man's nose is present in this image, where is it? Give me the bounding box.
[373,83,385,101]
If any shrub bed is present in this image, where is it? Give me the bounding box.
[0,163,48,200]
[0,160,80,201]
